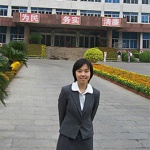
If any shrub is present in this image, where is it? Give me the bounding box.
[0,72,8,106]
[139,51,150,62]
[0,55,9,106]
[121,52,127,61]
[98,47,117,59]
[28,33,43,44]
[83,48,103,63]
[133,53,140,58]
[0,45,28,67]
[132,49,139,54]
[123,53,135,62]
[8,41,27,53]
[131,50,140,58]
[26,44,46,58]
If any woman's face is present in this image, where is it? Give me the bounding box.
[75,64,91,85]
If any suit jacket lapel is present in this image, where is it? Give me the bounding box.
[71,91,82,116]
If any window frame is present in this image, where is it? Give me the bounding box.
[0,5,8,16]
[11,6,27,16]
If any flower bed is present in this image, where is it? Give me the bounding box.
[93,64,150,99]
[4,61,22,87]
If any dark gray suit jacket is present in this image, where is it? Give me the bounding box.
[58,84,100,139]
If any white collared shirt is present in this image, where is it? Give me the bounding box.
[71,81,93,111]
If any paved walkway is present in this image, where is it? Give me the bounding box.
[0,59,150,150]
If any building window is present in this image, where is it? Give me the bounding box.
[10,26,24,41]
[31,7,52,14]
[142,0,150,4]
[56,9,77,15]
[0,5,8,16]
[141,13,150,23]
[123,0,138,3]
[104,11,119,18]
[123,12,138,22]
[112,31,119,47]
[105,0,120,3]
[80,10,101,17]
[11,6,27,16]
[122,32,137,48]
[143,33,150,48]
[0,26,7,43]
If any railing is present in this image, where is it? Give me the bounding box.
[114,42,125,49]
[12,38,24,42]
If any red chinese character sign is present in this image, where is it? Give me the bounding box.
[61,15,81,25]
[102,17,121,27]
[20,13,40,23]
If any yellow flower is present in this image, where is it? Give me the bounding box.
[0,72,9,81]
[11,61,21,71]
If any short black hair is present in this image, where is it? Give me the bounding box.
[72,58,93,82]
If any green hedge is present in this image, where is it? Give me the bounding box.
[139,51,150,62]
[98,47,117,59]
[26,44,46,58]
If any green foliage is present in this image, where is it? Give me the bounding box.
[133,53,140,58]
[123,53,135,62]
[0,55,10,72]
[8,41,27,53]
[131,50,140,58]
[29,33,43,44]
[0,55,9,106]
[83,48,103,63]
[0,44,28,106]
[139,51,150,62]
[121,52,127,61]
[132,49,139,54]
[0,74,7,106]
[0,45,28,67]
[98,47,117,59]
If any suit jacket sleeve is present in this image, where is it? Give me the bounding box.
[58,87,68,127]
[91,88,100,121]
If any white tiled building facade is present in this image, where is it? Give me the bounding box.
[0,0,150,50]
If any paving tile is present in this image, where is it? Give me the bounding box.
[0,59,149,149]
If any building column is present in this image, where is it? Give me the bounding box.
[27,0,31,12]
[118,32,123,48]
[140,33,143,50]
[76,31,79,47]
[7,0,12,17]
[118,32,122,43]
[107,28,112,47]
[51,30,55,46]
[24,24,29,43]
[6,27,10,44]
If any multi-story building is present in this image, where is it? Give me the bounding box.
[0,0,150,50]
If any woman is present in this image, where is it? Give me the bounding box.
[56,58,100,150]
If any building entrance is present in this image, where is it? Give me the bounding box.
[55,35,76,47]
[30,28,102,48]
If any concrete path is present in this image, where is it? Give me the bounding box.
[0,59,149,150]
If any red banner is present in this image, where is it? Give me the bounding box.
[102,17,121,27]
[61,15,81,25]
[20,13,40,23]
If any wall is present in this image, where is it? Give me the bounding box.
[46,46,87,60]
